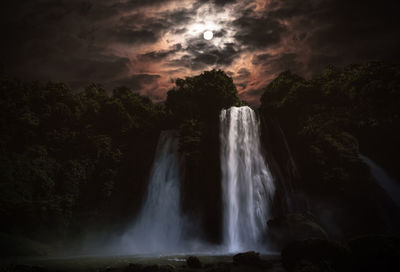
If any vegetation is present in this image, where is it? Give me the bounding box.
[0,69,242,253]
[0,78,165,254]
[259,61,400,237]
[1,62,399,256]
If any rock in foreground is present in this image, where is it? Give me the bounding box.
[268,212,328,247]
[348,235,400,272]
[186,256,202,268]
[281,239,351,272]
[233,251,261,266]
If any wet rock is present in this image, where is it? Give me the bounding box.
[348,235,400,272]
[139,265,175,272]
[233,251,261,266]
[125,264,174,272]
[281,238,351,272]
[104,266,123,272]
[268,212,328,247]
[206,266,230,272]
[186,256,202,268]
[204,263,230,272]
[125,263,143,272]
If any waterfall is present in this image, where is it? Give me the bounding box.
[360,154,400,208]
[121,130,183,254]
[220,106,275,252]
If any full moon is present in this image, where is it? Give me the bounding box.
[203,30,213,40]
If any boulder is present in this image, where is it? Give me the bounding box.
[126,263,143,272]
[104,267,123,272]
[205,264,230,272]
[186,256,202,269]
[232,251,260,266]
[125,264,175,272]
[268,212,328,247]
[347,235,400,272]
[202,261,232,272]
[281,238,351,272]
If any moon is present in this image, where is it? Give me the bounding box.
[203,30,213,40]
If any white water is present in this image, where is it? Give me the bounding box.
[220,106,276,252]
[120,130,184,254]
[360,154,400,208]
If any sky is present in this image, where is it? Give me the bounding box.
[1,0,399,105]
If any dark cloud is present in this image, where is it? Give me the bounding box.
[198,0,238,6]
[236,68,250,80]
[163,8,193,25]
[166,55,207,71]
[268,53,304,75]
[233,9,286,49]
[252,53,271,66]
[304,0,400,65]
[264,0,400,75]
[139,44,183,62]
[111,29,160,45]
[111,0,173,10]
[163,38,241,70]
[213,29,228,38]
[110,74,161,91]
[214,0,238,6]
[186,40,241,67]
[111,8,194,45]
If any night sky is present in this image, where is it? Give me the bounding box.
[1,0,399,105]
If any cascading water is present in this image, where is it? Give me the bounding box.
[360,154,400,208]
[220,106,275,252]
[120,130,184,254]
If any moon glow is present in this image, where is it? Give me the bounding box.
[203,30,213,40]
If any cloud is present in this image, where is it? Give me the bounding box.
[138,44,183,62]
[233,9,286,49]
[114,28,161,45]
[252,53,271,66]
[110,74,161,91]
[1,0,399,104]
[235,68,250,80]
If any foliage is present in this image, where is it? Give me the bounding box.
[260,61,400,191]
[0,69,242,249]
[166,69,241,122]
[0,77,165,242]
[259,61,400,236]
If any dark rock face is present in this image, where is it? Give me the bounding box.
[187,256,202,268]
[348,235,400,272]
[281,239,351,272]
[268,212,328,247]
[232,251,260,266]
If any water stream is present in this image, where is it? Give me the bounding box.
[220,106,275,252]
[120,130,184,254]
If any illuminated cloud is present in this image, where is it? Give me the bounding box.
[1,0,399,105]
